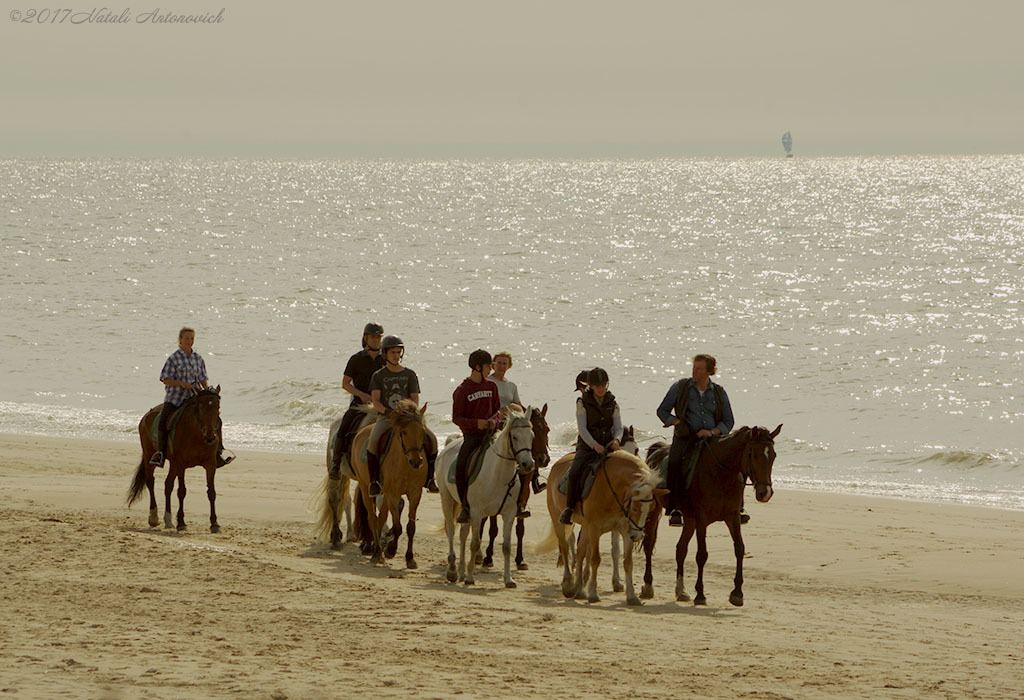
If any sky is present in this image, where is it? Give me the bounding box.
[2,0,1023,157]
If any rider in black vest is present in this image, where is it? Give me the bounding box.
[559,367,623,524]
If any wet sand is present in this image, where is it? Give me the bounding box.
[1,433,1021,699]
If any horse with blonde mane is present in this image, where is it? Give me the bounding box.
[544,444,666,605]
[436,406,535,588]
[345,400,429,566]
[313,411,377,549]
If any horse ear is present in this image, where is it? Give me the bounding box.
[541,403,548,416]
[215,384,221,394]
[653,488,671,509]
[420,402,428,414]
[770,424,782,438]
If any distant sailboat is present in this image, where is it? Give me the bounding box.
[782,131,793,158]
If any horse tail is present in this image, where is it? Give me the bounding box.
[532,521,561,556]
[352,490,369,542]
[310,474,340,542]
[126,455,148,507]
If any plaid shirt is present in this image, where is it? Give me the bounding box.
[160,348,208,406]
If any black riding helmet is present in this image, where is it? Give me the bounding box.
[363,322,384,336]
[382,335,404,352]
[588,367,609,386]
[468,348,492,371]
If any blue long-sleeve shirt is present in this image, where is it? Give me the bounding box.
[656,379,734,436]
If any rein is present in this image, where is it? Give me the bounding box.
[491,422,532,515]
[598,454,649,533]
[703,434,774,489]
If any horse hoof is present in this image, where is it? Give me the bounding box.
[148,511,159,528]
[640,585,654,599]
[575,590,587,601]
[446,569,457,583]
[613,583,625,593]
[481,559,493,569]
[464,578,475,586]
[406,559,417,570]
[176,523,187,532]
[729,593,744,607]
[694,595,707,606]
[627,596,643,607]
[330,540,343,552]
[210,524,220,534]
[474,553,483,565]
[516,562,529,571]
[561,582,575,598]
[587,594,600,604]
[676,592,691,602]
[505,580,517,589]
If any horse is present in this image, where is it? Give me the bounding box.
[648,424,782,606]
[480,403,550,571]
[127,386,225,533]
[544,440,665,605]
[313,410,377,550]
[437,407,535,588]
[346,400,429,566]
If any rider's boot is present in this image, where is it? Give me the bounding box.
[424,451,439,493]
[367,451,382,497]
[558,506,574,525]
[531,470,547,494]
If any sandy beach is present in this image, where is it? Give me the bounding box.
[1,433,1021,700]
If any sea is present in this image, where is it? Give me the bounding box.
[2,157,1022,510]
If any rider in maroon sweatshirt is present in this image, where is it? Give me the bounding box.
[452,349,502,523]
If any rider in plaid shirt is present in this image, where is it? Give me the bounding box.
[149,327,232,468]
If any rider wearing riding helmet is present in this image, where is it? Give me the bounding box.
[331,322,385,478]
[366,335,431,496]
[452,349,503,524]
[559,367,623,524]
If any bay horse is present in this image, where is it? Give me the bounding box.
[127,386,224,533]
[648,424,782,606]
[544,445,665,605]
[437,407,535,588]
[347,401,429,566]
[313,411,376,550]
[481,404,550,571]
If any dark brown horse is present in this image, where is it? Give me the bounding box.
[646,424,781,606]
[481,404,550,571]
[127,387,225,533]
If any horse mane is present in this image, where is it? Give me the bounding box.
[386,399,424,429]
[610,451,660,495]
[500,406,530,435]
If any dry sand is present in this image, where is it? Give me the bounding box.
[1,433,1022,699]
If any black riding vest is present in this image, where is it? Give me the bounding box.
[673,379,724,438]
[580,389,617,446]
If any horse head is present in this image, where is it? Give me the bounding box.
[528,403,550,469]
[501,407,535,475]
[621,458,665,543]
[620,425,639,456]
[387,399,428,470]
[194,385,221,445]
[743,424,782,503]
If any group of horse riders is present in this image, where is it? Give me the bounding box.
[151,324,742,527]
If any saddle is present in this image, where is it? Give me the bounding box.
[360,425,395,466]
[445,435,494,486]
[650,441,705,490]
[557,452,605,503]
[146,403,186,452]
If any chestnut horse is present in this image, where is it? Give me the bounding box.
[647,424,782,606]
[127,386,224,533]
[481,404,550,571]
[348,401,430,566]
[544,446,665,605]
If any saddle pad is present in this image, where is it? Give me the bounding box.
[557,453,602,503]
[147,404,185,452]
[651,441,704,490]
[360,428,394,465]
[445,436,493,486]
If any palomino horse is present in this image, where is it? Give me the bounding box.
[481,404,550,571]
[437,407,535,588]
[348,401,429,566]
[313,411,376,550]
[648,425,782,606]
[127,386,225,533]
[544,445,665,605]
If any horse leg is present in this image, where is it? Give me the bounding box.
[555,523,575,598]
[726,516,745,606]
[675,519,695,602]
[641,512,660,599]
[405,492,420,570]
[501,513,516,588]
[327,476,344,550]
[693,523,709,606]
[146,466,159,528]
[573,528,589,600]
[385,498,402,559]
[163,469,175,529]
[175,468,187,531]
[362,487,383,563]
[515,518,527,571]
[206,466,219,533]
[624,528,642,606]
[444,498,458,583]
[460,522,474,585]
[482,516,497,568]
[342,477,356,542]
[611,531,624,592]
[586,528,601,603]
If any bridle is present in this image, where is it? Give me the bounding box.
[492,419,535,515]
[394,420,425,468]
[704,431,775,490]
[190,390,219,444]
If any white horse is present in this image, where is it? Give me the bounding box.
[437,407,535,588]
[313,411,376,549]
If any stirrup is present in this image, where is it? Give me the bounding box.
[517,504,531,519]
[668,510,683,527]
[456,505,471,523]
[425,477,439,493]
[531,477,547,494]
[558,507,573,525]
[217,451,235,468]
[368,481,382,497]
[148,451,164,467]
[740,510,750,525]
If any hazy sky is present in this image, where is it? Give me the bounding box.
[3,1,1023,156]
